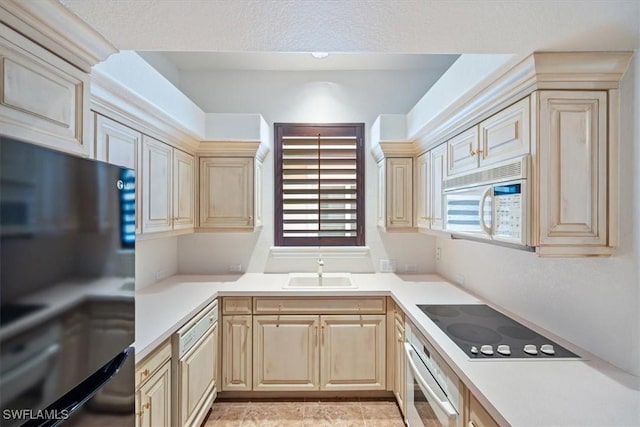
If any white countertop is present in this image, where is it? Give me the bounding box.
[136,273,640,427]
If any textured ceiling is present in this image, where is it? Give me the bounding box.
[60,0,640,53]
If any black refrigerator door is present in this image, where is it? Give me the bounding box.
[21,347,134,427]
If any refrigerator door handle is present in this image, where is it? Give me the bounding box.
[21,346,134,427]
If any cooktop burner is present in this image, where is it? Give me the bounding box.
[418,304,580,359]
[0,303,46,327]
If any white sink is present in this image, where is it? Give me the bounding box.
[284,273,356,289]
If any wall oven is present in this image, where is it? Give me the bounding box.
[443,155,531,249]
[405,322,461,427]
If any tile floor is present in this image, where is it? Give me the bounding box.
[203,398,405,427]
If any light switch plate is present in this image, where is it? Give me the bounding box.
[228,264,243,273]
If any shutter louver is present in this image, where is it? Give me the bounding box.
[275,124,364,246]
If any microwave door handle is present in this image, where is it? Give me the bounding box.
[404,343,458,417]
[479,186,493,236]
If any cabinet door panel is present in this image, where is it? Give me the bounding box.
[447,126,478,176]
[538,91,607,247]
[142,136,172,233]
[253,315,319,391]
[320,315,386,391]
[222,315,252,391]
[377,160,386,227]
[385,158,413,229]
[430,144,446,230]
[393,318,406,416]
[173,149,194,229]
[479,97,530,166]
[416,152,431,229]
[138,361,171,427]
[200,157,254,229]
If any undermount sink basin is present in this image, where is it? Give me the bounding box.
[284,273,356,289]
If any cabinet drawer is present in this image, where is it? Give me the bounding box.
[222,297,252,314]
[136,340,171,388]
[254,297,386,314]
[468,393,500,427]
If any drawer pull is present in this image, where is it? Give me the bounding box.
[140,368,149,379]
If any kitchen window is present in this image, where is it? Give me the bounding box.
[274,123,365,246]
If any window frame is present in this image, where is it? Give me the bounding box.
[274,122,365,247]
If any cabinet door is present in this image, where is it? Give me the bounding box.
[172,149,195,230]
[137,360,171,427]
[200,157,254,229]
[467,392,500,427]
[221,315,252,391]
[537,91,608,250]
[253,315,319,391]
[254,159,263,228]
[416,152,431,229]
[430,144,447,230]
[479,97,530,167]
[178,326,216,427]
[447,126,478,176]
[393,318,406,416]
[377,160,386,228]
[142,136,173,233]
[320,314,386,391]
[385,158,413,229]
[95,114,142,234]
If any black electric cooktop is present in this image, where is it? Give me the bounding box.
[418,304,579,359]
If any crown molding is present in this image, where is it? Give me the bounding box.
[371,140,416,162]
[91,69,201,153]
[198,140,267,158]
[0,0,117,72]
[411,51,633,154]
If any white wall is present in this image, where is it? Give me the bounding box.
[135,237,178,289]
[177,69,443,274]
[435,51,640,376]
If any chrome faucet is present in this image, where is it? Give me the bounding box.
[317,255,324,286]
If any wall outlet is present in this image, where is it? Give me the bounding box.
[228,263,243,273]
[155,269,167,280]
[436,247,442,261]
[455,274,465,286]
[404,264,418,273]
[379,259,397,273]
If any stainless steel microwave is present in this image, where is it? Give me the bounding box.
[442,155,532,249]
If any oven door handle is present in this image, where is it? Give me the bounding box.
[404,343,458,417]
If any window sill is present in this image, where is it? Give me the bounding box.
[269,246,370,259]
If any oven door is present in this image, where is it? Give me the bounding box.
[404,343,459,427]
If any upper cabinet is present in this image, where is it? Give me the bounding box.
[0,23,90,156]
[142,135,195,235]
[447,98,530,176]
[385,158,414,230]
[371,52,631,257]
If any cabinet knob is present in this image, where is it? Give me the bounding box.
[141,368,149,378]
[468,421,477,427]
[469,149,477,157]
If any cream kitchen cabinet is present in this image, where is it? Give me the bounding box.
[416,152,431,229]
[377,157,414,230]
[95,114,142,233]
[447,98,530,177]
[199,157,256,230]
[253,315,319,391]
[142,135,194,234]
[430,143,446,231]
[0,23,91,157]
[320,314,386,391]
[393,316,406,416]
[465,390,499,427]
[135,341,171,427]
[221,315,252,391]
[535,90,611,256]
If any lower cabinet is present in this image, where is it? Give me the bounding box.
[466,390,500,427]
[135,341,172,427]
[221,315,252,391]
[393,316,406,416]
[320,315,386,391]
[253,315,319,391]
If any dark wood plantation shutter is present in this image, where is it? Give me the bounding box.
[275,123,365,246]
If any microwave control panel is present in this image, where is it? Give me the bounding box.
[494,193,522,239]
